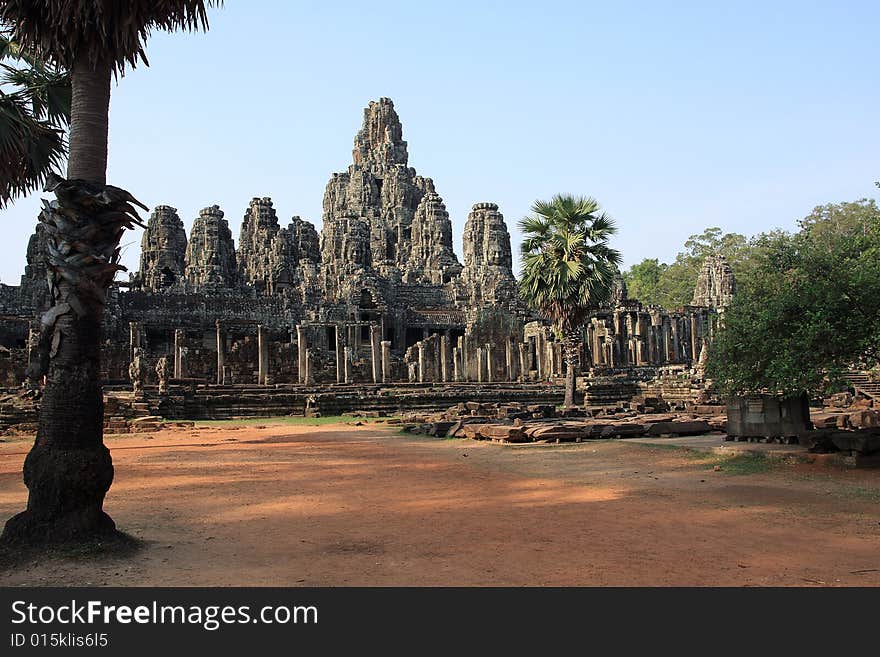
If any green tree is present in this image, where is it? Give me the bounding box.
[0,1,221,547]
[622,258,667,305]
[519,194,622,407]
[0,32,70,205]
[706,200,880,397]
[624,227,752,308]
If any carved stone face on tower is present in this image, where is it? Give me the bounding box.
[352,97,409,170]
[321,97,454,301]
[462,203,513,274]
[137,205,188,292]
[185,204,238,288]
[343,217,371,268]
[485,215,511,268]
[692,254,736,309]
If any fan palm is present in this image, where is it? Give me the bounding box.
[0,1,222,546]
[519,194,621,408]
[0,33,70,206]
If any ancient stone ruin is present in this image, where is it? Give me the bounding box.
[692,253,736,309]
[0,98,733,423]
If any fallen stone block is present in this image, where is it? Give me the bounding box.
[428,421,457,437]
[525,424,591,442]
[848,410,880,429]
[645,420,712,437]
[690,404,726,416]
[478,424,528,442]
[600,423,648,438]
[811,414,843,430]
[461,424,487,439]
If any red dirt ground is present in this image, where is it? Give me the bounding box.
[1,422,879,586]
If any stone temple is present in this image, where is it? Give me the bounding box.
[0,98,734,419]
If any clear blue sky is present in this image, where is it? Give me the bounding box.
[2,1,878,283]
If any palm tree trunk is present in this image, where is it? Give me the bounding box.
[562,328,581,409]
[67,54,110,183]
[1,57,116,544]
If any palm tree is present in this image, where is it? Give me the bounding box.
[519,194,621,408]
[0,1,222,546]
[0,33,70,206]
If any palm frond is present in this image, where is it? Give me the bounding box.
[519,193,621,332]
[0,90,66,206]
[1,1,223,73]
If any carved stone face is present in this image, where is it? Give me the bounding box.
[485,218,509,267]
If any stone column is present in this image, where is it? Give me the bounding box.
[518,343,528,381]
[26,327,39,376]
[335,326,344,383]
[459,335,469,382]
[173,329,183,378]
[476,347,484,383]
[419,340,428,383]
[129,322,141,361]
[505,339,513,381]
[178,347,188,379]
[215,321,224,385]
[344,346,352,383]
[536,332,545,379]
[381,340,391,383]
[296,325,306,384]
[662,319,672,364]
[690,314,699,363]
[257,324,269,385]
[485,343,494,383]
[370,324,381,383]
[453,346,461,382]
[304,348,313,386]
[441,333,450,382]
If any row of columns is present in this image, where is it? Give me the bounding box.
[144,322,573,386]
[410,333,537,384]
[300,323,391,385]
[587,310,707,368]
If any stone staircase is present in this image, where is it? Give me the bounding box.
[847,372,880,402]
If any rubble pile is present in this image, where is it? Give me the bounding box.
[402,401,725,443]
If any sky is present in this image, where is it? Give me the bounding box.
[2,0,878,283]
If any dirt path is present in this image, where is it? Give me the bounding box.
[1,423,879,586]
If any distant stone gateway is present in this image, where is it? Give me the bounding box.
[0,98,733,417]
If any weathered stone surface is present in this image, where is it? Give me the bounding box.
[457,203,519,308]
[185,205,238,288]
[137,205,187,291]
[692,254,736,309]
[406,193,461,285]
[726,394,812,439]
[645,420,712,436]
[352,97,409,169]
[238,198,283,293]
[19,222,50,313]
[478,424,527,441]
[848,409,880,429]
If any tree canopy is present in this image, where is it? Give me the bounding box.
[706,199,880,397]
[0,32,69,206]
[0,1,219,73]
[519,194,622,333]
[519,194,622,407]
[623,227,751,308]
